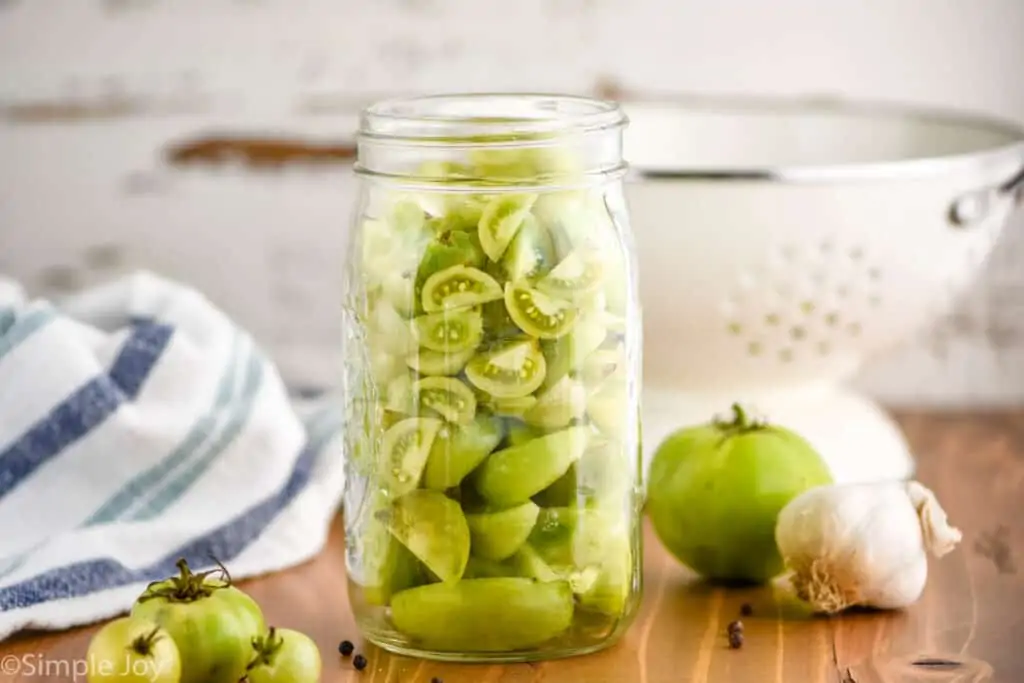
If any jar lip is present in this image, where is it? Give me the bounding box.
[359,93,627,144]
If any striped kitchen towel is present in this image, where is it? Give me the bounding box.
[0,272,345,641]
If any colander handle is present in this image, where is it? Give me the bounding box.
[949,160,1024,227]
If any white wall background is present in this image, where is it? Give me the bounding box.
[1,0,1023,405]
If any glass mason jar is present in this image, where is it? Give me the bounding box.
[340,94,643,662]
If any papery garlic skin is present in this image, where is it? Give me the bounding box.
[774,480,962,613]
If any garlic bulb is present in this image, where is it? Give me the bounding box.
[774,480,962,613]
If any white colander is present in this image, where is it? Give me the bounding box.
[621,95,1024,484]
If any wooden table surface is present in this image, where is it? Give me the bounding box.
[1,410,1021,683]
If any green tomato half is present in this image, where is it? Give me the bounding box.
[645,404,833,584]
[131,559,266,683]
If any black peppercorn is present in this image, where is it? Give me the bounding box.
[338,640,355,656]
[727,620,744,634]
[432,678,444,683]
[728,629,744,649]
[740,603,753,616]
[353,654,368,671]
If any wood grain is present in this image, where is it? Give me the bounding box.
[1,410,1020,682]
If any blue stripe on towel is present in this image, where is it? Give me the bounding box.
[86,334,245,525]
[0,322,173,501]
[129,349,264,521]
[0,308,56,363]
[0,427,326,611]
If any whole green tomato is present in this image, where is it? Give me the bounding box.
[245,627,323,683]
[86,616,181,683]
[130,558,265,683]
[646,404,833,583]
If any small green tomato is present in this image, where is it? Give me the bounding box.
[86,616,181,683]
[646,404,833,583]
[245,627,323,683]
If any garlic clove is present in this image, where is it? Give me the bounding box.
[906,480,963,558]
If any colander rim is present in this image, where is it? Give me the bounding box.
[621,92,1024,184]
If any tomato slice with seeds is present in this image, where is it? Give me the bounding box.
[465,338,547,399]
[421,265,503,313]
[504,281,579,340]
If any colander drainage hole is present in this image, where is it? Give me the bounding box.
[727,322,743,335]
[778,348,794,363]
[747,341,763,356]
[848,323,862,337]
[790,326,807,340]
[765,313,780,326]
[825,312,840,327]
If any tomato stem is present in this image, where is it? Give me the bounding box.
[715,403,769,437]
[136,557,232,603]
[129,625,163,657]
[247,626,285,670]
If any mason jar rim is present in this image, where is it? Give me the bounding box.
[358,93,628,144]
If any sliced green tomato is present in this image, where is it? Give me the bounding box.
[352,493,426,606]
[531,465,577,507]
[599,310,628,335]
[573,513,635,616]
[587,379,628,439]
[464,556,517,579]
[501,213,557,281]
[413,308,483,353]
[523,375,588,430]
[581,345,626,385]
[509,543,561,582]
[540,315,607,390]
[506,421,543,448]
[576,441,633,508]
[405,346,476,376]
[417,231,486,286]
[381,271,417,317]
[466,501,541,561]
[387,490,470,584]
[474,426,591,507]
[421,266,503,313]
[414,376,477,424]
[423,415,503,490]
[482,298,522,340]
[528,507,578,554]
[379,417,443,495]
[384,374,417,415]
[428,196,489,232]
[504,281,579,340]
[465,338,546,399]
[478,194,538,262]
[536,250,606,302]
[388,198,428,234]
[484,395,537,418]
[370,304,417,355]
[524,506,635,614]
[390,578,573,652]
[370,349,405,386]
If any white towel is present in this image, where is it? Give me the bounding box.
[0,271,345,641]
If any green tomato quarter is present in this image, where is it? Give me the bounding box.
[645,405,833,584]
